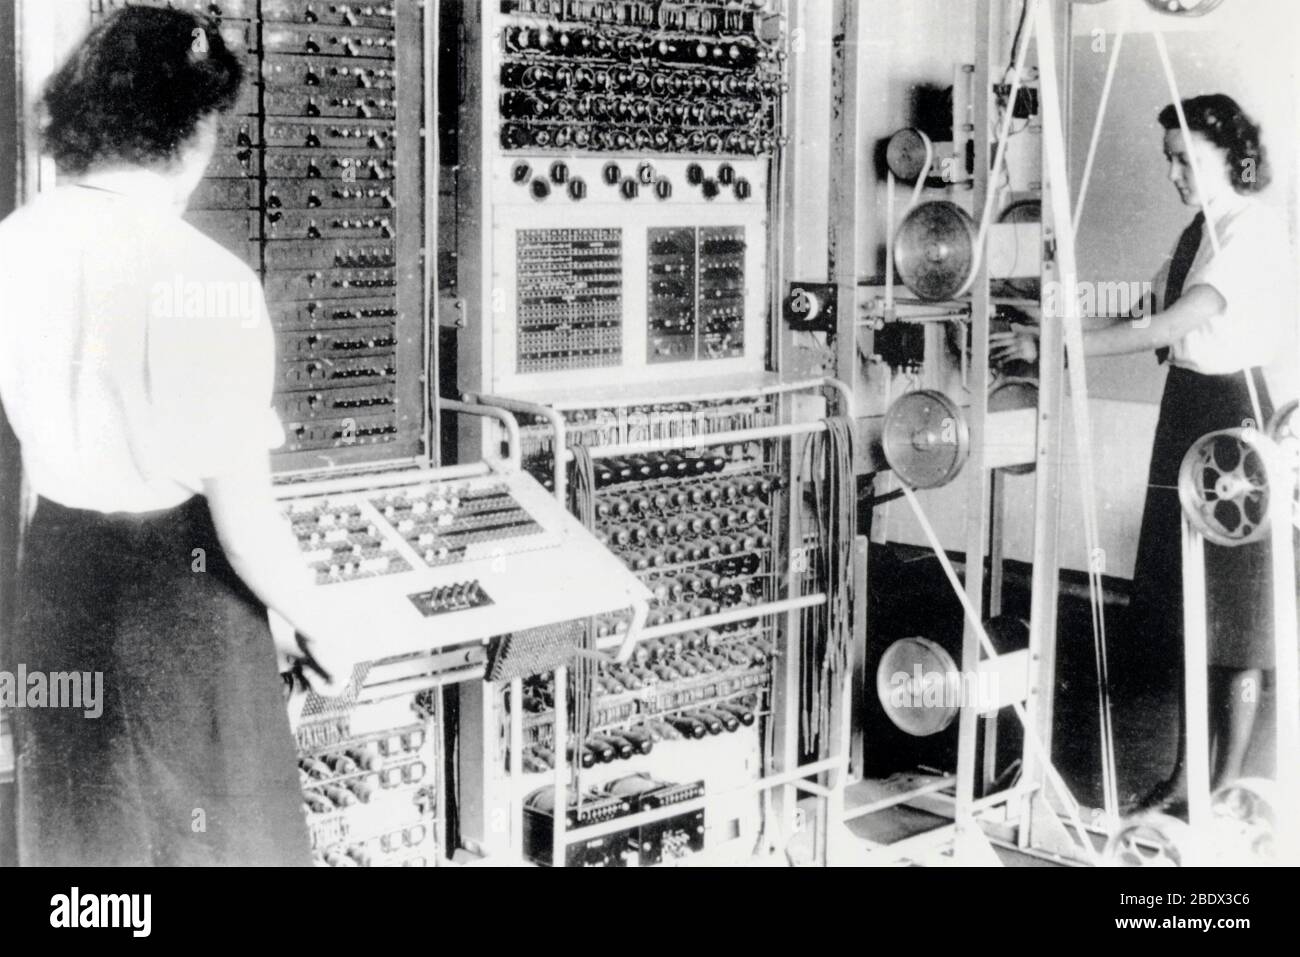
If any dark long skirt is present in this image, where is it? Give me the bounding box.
[7,495,310,866]
[1130,366,1276,671]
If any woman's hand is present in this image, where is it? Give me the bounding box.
[989,324,1040,366]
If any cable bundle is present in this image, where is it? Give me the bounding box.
[801,416,857,752]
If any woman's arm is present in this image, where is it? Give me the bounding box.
[204,460,360,695]
[1083,283,1224,357]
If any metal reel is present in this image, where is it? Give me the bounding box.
[1269,399,1300,528]
[1178,428,1272,547]
[885,127,932,182]
[894,201,977,302]
[988,376,1040,476]
[1210,777,1278,864]
[876,636,959,736]
[882,389,970,490]
[1104,813,1201,867]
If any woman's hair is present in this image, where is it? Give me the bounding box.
[1158,94,1271,194]
[40,7,242,175]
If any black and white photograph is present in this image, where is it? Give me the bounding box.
[0,0,1297,902]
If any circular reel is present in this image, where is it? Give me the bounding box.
[1269,399,1300,528]
[988,376,1040,476]
[1178,428,1272,547]
[876,636,959,736]
[894,201,977,302]
[1104,813,1201,867]
[885,127,933,182]
[1210,777,1277,864]
[882,389,970,489]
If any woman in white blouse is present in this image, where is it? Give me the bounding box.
[995,94,1291,816]
[0,8,359,864]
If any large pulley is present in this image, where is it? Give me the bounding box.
[882,389,970,489]
[876,636,959,736]
[894,201,977,302]
[1178,428,1275,547]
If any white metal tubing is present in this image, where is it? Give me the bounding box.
[439,398,522,472]
[601,594,827,650]
[609,598,649,664]
[1180,518,1212,834]
[464,392,569,502]
[579,421,829,461]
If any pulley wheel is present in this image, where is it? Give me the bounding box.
[876,637,959,736]
[885,127,932,182]
[882,389,970,489]
[894,201,977,302]
[1178,428,1272,547]
[1211,777,1278,864]
[1268,399,1300,528]
[1103,813,1200,867]
[988,377,1040,475]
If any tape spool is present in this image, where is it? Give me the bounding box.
[882,389,970,489]
[894,201,977,302]
[876,636,959,736]
[988,377,1040,475]
[1268,399,1299,527]
[885,127,932,182]
[1103,812,1201,867]
[1178,428,1274,547]
[1210,777,1277,864]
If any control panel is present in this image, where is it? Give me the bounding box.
[276,467,650,659]
[454,0,785,398]
[94,0,426,471]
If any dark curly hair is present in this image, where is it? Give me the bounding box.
[40,7,242,175]
[1158,94,1271,194]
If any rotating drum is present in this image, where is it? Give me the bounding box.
[885,127,933,182]
[1143,0,1227,16]
[882,389,970,489]
[894,201,977,302]
[1178,428,1274,547]
[876,636,959,736]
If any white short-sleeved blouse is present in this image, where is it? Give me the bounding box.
[0,169,283,513]
[1169,191,1292,375]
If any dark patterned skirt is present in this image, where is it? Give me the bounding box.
[1130,366,1277,671]
[7,495,310,866]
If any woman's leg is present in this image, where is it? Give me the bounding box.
[1210,666,1262,790]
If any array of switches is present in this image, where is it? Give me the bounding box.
[96,0,418,460]
[369,481,545,567]
[283,496,410,584]
[497,1,783,156]
[516,228,623,373]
